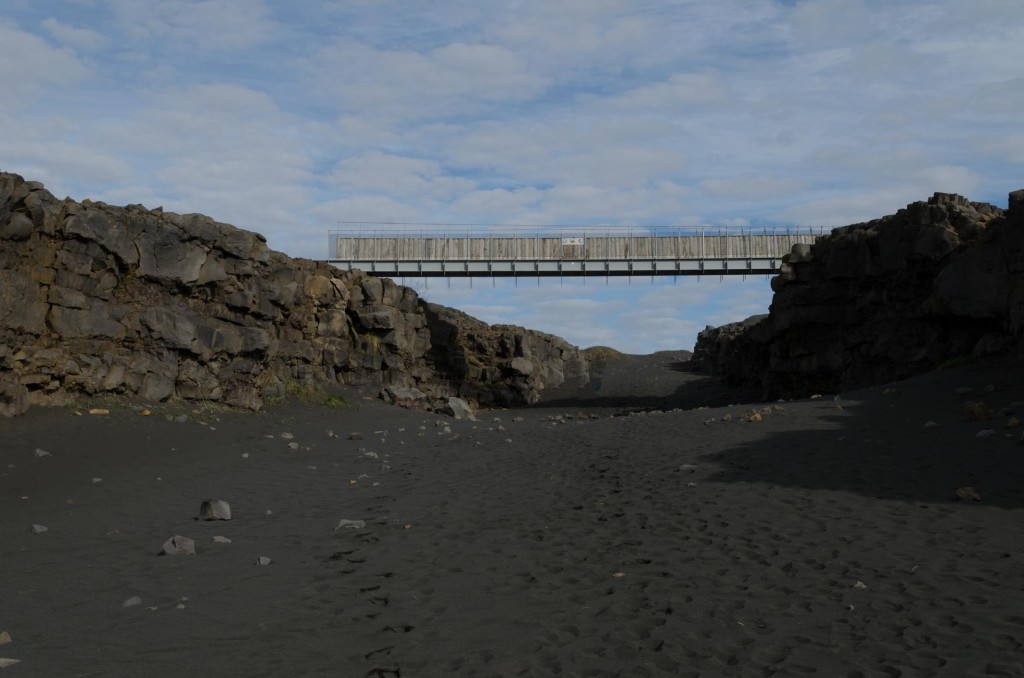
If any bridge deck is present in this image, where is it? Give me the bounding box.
[327,226,822,277]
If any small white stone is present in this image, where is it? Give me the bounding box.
[241,453,249,459]
[256,556,272,566]
[31,524,48,534]
[212,536,232,543]
[287,442,300,450]
[335,519,366,530]
[91,478,102,484]
[122,596,142,608]
[280,432,294,440]
[924,421,939,428]
[977,429,996,438]
[0,658,22,668]
[33,448,51,458]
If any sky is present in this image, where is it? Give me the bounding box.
[2,1,1022,353]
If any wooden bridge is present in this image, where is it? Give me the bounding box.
[327,224,824,277]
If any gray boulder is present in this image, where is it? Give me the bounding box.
[199,499,232,521]
[442,396,477,421]
[161,535,196,555]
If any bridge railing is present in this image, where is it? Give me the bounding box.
[329,224,826,262]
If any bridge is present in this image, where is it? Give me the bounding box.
[326,224,824,278]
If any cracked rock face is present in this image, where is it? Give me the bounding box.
[0,171,589,414]
[693,191,1024,398]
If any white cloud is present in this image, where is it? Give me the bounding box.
[603,72,731,110]
[105,0,277,50]
[41,17,106,50]
[700,176,806,200]
[305,40,548,120]
[328,151,475,200]
[789,0,873,47]
[0,22,89,103]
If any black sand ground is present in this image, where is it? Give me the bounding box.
[3,355,1024,677]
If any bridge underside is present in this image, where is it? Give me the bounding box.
[327,257,784,277]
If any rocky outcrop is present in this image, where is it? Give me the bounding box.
[689,314,767,375]
[694,190,1024,398]
[0,171,588,414]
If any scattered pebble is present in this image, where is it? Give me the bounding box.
[241,453,249,459]
[965,401,992,421]
[335,519,366,531]
[1006,417,1021,429]
[349,432,363,440]
[853,581,867,590]
[924,421,939,428]
[0,631,10,645]
[212,536,232,544]
[91,478,102,484]
[122,596,142,608]
[955,486,981,502]
[976,429,996,438]
[31,524,47,534]
[89,408,110,415]
[326,429,338,438]
[33,448,51,458]
[287,442,300,450]
[280,432,294,440]
[0,658,21,668]
[256,556,272,566]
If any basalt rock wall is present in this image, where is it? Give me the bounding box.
[0,171,588,414]
[693,190,1024,398]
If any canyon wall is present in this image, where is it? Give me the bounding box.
[693,190,1024,397]
[0,171,588,415]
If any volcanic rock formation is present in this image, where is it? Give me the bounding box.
[0,171,588,414]
[693,190,1024,398]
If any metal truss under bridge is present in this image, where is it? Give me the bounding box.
[326,223,826,278]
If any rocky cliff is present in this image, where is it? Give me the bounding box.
[0,171,588,415]
[693,190,1024,398]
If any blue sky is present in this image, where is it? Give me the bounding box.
[2,0,1022,352]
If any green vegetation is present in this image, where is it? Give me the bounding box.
[582,346,627,361]
[937,355,975,371]
[264,381,353,409]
